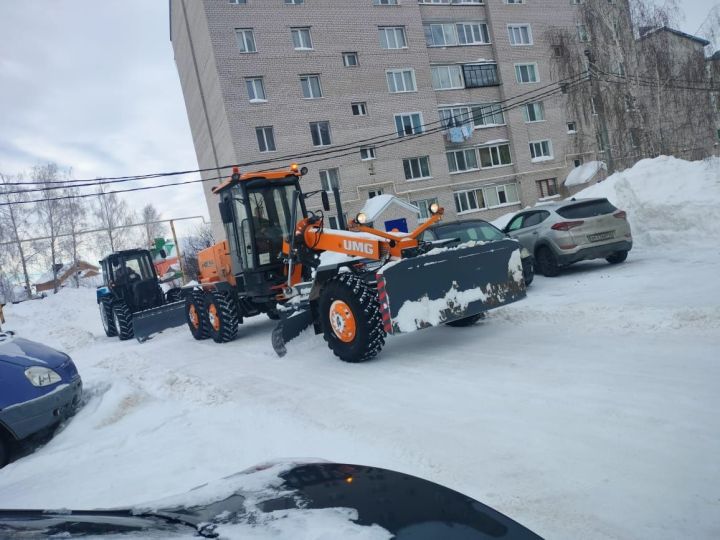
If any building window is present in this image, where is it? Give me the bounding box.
[413,197,439,221]
[285,0,304,3]
[352,102,368,116]
[456,23,490,44]
[506,0,524,3]
[245,78,266,102]
[447,148,478,173]
[229,0,246,4]
[463,63,499,87]
[454,183,519,213]
[508,24,532,45]
[255,126,276,152]
[419,0,484,3]
[425,23,457,46]
[571,0,585,4]
[235,29,256,53]
[431,65,464,90]
[567,121,577,133]
[379,26,407,49]
[573,157,584,167]
[403,156,432,180]
[310,121,331,146]
[479,143,512,168]
[552,45,563,57]
[291,27,313,50]
[439,106,472,128]
[320,168,340,193]
[425,23,490,47]
[515,63,538,83]
[374,0,398,4]
[472,103,505,127]
[368,188,384,198]
[343,52,359,67]
[537,178,558,198]
[523,102,545,122]
[360,146,377,161]
[386,69,417,93]
[529,140,553,159]
[395,113,423,137]
[300,75,323,98]
[577,24,590,42]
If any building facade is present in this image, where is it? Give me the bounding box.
[170,0,590,238]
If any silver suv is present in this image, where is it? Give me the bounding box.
[502,198,632,277]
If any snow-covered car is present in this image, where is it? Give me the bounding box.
[0,461,542,538]
[423,219,534,286]
[503,198,632,277]
[0,332,82,467]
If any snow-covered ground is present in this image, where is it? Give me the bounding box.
[1,156,719,539]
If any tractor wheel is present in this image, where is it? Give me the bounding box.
[319,273,386,363]
[446,312,486,327]
[99,297,117,337]
[205,291,239,343]
[186,291,211,340]
[112,301,134,341]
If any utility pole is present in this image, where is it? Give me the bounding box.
[585,49,615,174]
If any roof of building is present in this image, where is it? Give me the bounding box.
[639,26,710,47]
[359,195,419,222]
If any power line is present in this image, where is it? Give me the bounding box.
[590,66,720,91]
[2,70,589,188]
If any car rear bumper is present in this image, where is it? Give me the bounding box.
[0,378,82,440]
[556,240,633,266]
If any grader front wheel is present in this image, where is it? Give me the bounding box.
[319,274,386,363]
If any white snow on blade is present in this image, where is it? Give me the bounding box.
[564,160,606,187]
[394,283,488,333]
[2,156,720,539]
[508,249,524,283]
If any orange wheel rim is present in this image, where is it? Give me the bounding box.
[208,304,221,331]
[329,300,356,343]
[189,305,200,329]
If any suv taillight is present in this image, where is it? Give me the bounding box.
[614,211,627,219]
[551,220,584,231]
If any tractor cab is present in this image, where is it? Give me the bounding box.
[100,249,163,313]
[216,168,308,301]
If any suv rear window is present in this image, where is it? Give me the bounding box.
[557,199,617,219]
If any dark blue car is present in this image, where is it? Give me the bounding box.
[0,332,82,467]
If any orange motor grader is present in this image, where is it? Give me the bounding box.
[185,165,526,362]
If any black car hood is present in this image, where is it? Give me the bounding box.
[0,461,542,539]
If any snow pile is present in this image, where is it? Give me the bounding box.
[565,161,606,187]
[574,156,720,247]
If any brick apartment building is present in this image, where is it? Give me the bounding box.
[170,0,594,238]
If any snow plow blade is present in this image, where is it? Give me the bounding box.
[132,301,187,343]
[271,300,314,357]
[377,239,526,334]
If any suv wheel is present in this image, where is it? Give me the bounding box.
[536,247,560,277]
[606,251,628,265]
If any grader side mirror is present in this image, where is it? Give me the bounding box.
[219,199,233,224]
[321,191,331,212]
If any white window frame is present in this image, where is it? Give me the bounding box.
[235,29,256,53]
[360,146,377,161]
[229,0,246,4]
[412,197,439,222]
[386,69,417,93]
[456,22,490,45]
[515,63,538,83]
[403,156,432,181]
[343,52,359,67]
[438,106,472,128]
[310,121,332,147]
[352,102,368,116]
[522,102,545,123]
[285,0,304,3]
[379,26,408,49]
[472,103,505,127]
[577,24,590,42]
[291,27,313,50]
[431,65,465,90]
[373,0,398,4]
[319,168,340,193]
[507,24,533,45]
[505,0,524,3]
[529,139,553,159]
[453,183,519,214]
[394,112,424,137]
[478,143,512,168]
[447,148,479,174]
[567,121,577,133]
[255,126,276,153]
[419,0,485,4]
[245,77,266,102]
[300,74,323,99]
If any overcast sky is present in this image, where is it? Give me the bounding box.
[0,0,717,239]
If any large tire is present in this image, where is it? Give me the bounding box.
[319,273,386,363]
[165,288,183,303]
[112,301,134,340]
[186,291,211,340]
[606,251,628,265]
[205,291,240,343]
[99,297,117,337]
[267,309,281,321]
[446,312,486,327]
[536,246,560,277]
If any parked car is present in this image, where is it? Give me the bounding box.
[423,219,534,285]
[0,331,82,467]
[502,198,632,277]
[0,461,542,538]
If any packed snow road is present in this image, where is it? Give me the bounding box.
[1,157,719,539]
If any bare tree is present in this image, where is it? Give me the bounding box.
[94,183,135,254]
[0,173,34,298]
[181,223,215,281]
[33,163,66,293]
[61,184,88,288]
[140,203,166,248]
